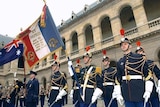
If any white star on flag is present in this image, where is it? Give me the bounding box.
[16,49,21,56]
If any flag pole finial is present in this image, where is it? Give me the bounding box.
[43,0,46,4]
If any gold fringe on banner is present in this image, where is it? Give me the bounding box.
[40,5,46,27]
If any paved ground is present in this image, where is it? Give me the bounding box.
[37,98,124,107]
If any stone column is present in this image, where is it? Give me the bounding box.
[92,25,102,50]
[110,15,122,44]
[77,27,85,55]
[132,2,150,35]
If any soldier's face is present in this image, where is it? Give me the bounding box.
[120,42,130,51]
[83,56,90,64]
[137,50,143,55]
[103,60,110,66]
[29,74,35,79]
[52,65,59,71]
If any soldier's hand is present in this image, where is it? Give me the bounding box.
[143,91,151,102]
[68,61,72,66]
[69,89,74,99]
[112,91,117,99]
[116,94,124,105]
[55,95,62,102]
[156,80,160,96]
[91,88,103,104]
[156,86,160,95]
[143,80,153,102]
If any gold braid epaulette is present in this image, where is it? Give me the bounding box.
[115,77,120,85]
[104,69,116,82]
[51,73,64,87]
[95,67,102,74]
[145,69,153,81]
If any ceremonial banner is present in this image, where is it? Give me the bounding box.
[0,39,24,66]
[18,5,64,68]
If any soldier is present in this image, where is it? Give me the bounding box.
[25,71,39,107]
[46,85,51,100]
[4,80,23,107]
[39,86,45,107]
[135,41,160,107]
[68,46,103,107]
[19,86,25,107]
[101,50,118,107]
[1,86,7,107]
[113,29,154,107]
[48,54,68,107]
[69,59,82,107]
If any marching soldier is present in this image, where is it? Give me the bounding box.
[101,50,118,107]
[39,86,45,107]
[48,54,68,107]
[69,59,82,107]
[68,46,103,107]
[135,41,160,107]
[113,29,154,107]
[25,71,39,107]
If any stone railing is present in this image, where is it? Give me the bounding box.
[148,17,160,28]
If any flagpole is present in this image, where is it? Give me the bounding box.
[23,56,26,86]
[65,50,83,96]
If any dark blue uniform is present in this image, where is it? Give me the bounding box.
[71,68,81,107]
[102,67,118,107]
[79,65,103,107]
[26,78,39,107]
[146,60,160,107]
[116,52,151,107]
[39,88,45,107]
[8,80,24,107]
[19,87,25,107]
[49,71,67,107]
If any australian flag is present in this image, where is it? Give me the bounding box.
[0,39,24,66]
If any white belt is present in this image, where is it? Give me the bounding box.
[73,86,79,89]
[103,82,114,86]
[50,86,60,90]
[122,75,143,80]
[81,84,94,88]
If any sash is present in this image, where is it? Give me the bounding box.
[81,66,93,101]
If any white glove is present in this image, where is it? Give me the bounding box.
[143,80,153,102]
[112,91,117,99]
[68,60,73,66]
[156,80,160,95]
[114,85,124,105]
[55,89,67,102]
[91,88,103,104]
[69,89,74,99]
[68,66,74,76]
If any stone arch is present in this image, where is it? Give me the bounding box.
[61,37,66,56]
[119,5,137,30]
[155,47,160,64]
[84,24,94,47]
[100,15,113,41]
[71,31,79,52]
[143,0,160,21]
